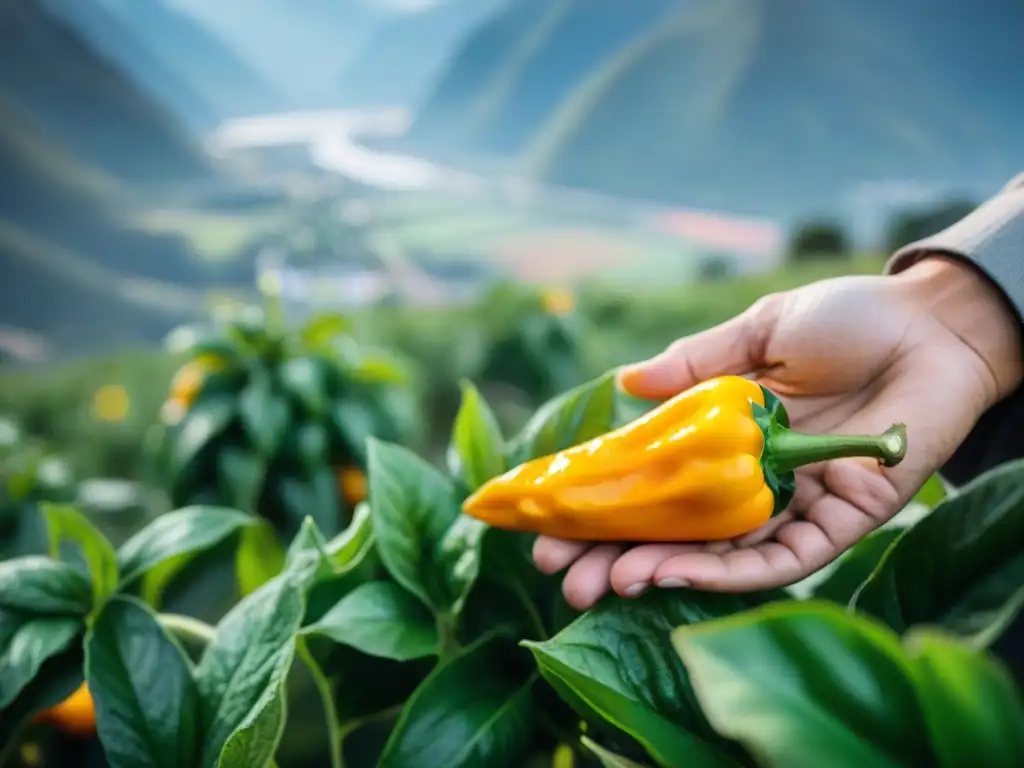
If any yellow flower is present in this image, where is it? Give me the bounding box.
[541,288,575,316]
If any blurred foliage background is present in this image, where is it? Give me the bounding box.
[1,0,1021,502]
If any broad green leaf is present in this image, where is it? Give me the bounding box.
[279,357,328,416]
[913,474,948,509]
[286,517,330,567]
[378,637,538,768]
[852,458,1024,646]
[173,395,236,474]
[449,381,506,490]
[581,737,650,768]
[0,640,83,748]
[164,325,236,360]
[279,467,342,539]
[86,597,199,768]
[118,506,257,589]
[196,570,306,766]
[303,581,438,661]
[216,669,288,768]
[300,313,351,349]
[435,514,486,618]
[508,372,617,464]
[235,520,287,598]
[671,601,933,768]
[40,502,119,609]
[812,527,904,605]
[906,629,1024,767]
[525,590,773,768]
[325,502,373,571]
[366,439,461,614]
[239,371,289,457]
[217,448,265,514]
[351,354,409,385]
[330,401,377,463]
[0,556,93,615]
[0,613,80,709]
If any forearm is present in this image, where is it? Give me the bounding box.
[885,174,1024,486]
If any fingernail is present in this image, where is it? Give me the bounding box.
[623,582,648,597]
[657,577,689,588]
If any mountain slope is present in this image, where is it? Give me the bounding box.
[167,0,385,105]
[411,0,1023,221]
[0,0,209,181]
[408,0,675,155]
[336,0,507,109]
[98,0,284,121]
[41,0,217,131]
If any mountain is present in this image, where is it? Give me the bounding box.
[410,0,1024,222]
[336,0,508,109]
[97,0,284,122]
[0,99,198,351]
[167,0,386,106]
[41,0,217,131]
[0,0,209,182]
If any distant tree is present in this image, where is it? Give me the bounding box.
[787,221,851,262]
[883,199,977,253]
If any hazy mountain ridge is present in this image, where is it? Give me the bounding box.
[98,0,285,122]
[41,0,218,131]
[336,0,508,109]
[0,0,209,182]
[410,0,1024,220]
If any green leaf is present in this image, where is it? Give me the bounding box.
[351,354,410,385]
[118,506,257,589]
[86,597,200,768]
[0,556,93,615]
[217,448,265,514]
[196,570,306,766]
[279,467,342,539]
[40,502,119,610]
[239,370,289,457]
[906,629,1024,767]
[164,325,235,360]
[378,637,538,768]
[285,517,334,586]
[508,371,617,464]
[0,612,80,709]
[0,640,83,748]
[235,520,287,598]
[330,400,377,463]
[671,601,933,768]
[366,439,463,614]
[525,590,771,768]
[216,673,288,768]
[300,312,351,349]
[294,422,330,471]
[435,514,486,618]
[303,581,439,661]
[448,380,506,490]
[173,395,237,474]
[581,737,651,768]
[913,474,948,509]
[279,357,328,416]
[812,527,904,605]
[851,458,1024,646]
[325,502,373,571]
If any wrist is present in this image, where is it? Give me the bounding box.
[897,255,1024,404]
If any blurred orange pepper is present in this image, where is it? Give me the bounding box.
[35,682,96,737]
[338,466,367,505]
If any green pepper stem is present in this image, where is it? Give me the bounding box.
[767,423,907,476]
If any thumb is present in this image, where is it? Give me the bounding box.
[617,297,779,400]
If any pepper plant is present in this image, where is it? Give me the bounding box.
[3,374,1023,767]
[150,303,418,541]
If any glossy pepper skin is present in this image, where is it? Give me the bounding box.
[462,375,907,542]
[34,682,96,737]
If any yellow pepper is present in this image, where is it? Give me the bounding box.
[34,682,96,737]
[463,375,907,541]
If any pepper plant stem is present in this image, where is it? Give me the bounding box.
[159,613,217,647]
[767,423,907,476]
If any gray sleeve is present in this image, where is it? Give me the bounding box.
[884,173,1024,322]
[884,174,1024,487]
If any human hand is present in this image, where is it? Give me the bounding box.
[533,256,1024,610]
